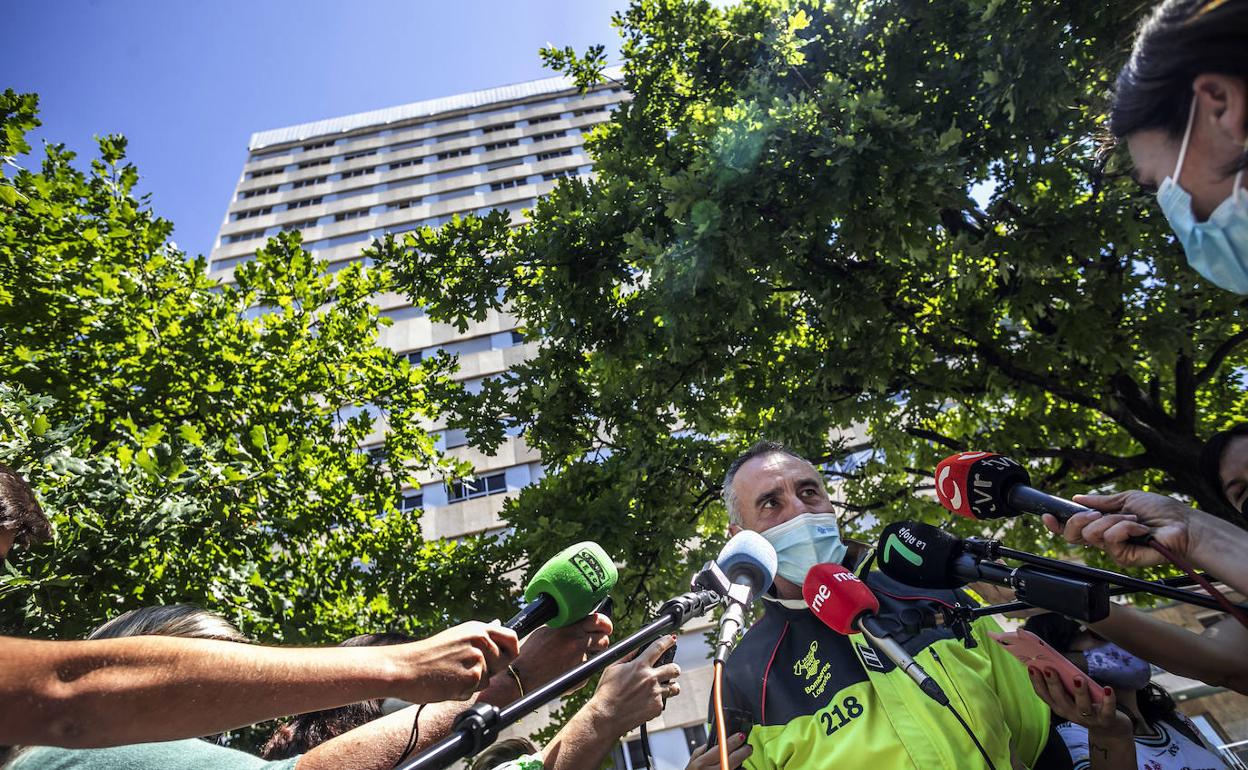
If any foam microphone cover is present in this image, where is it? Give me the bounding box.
[934,451,1031,520]
[803,563,879,635]
[877,520,966,589]
[717,530,778,601]
[523,541,618,628]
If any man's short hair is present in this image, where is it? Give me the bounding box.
[722,440,816,526]
[0,463,51,547]
[88,604,248,644]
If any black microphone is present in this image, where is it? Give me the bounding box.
[878,521,1110,622]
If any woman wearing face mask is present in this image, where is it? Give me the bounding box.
[1111,0,1248,293]
[1022,613,1230,770]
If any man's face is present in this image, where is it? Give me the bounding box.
[0,529,14,561]
[1218,435,1248,513]
[728,452,834,535]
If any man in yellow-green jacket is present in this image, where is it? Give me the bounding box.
[700,442,1069,769]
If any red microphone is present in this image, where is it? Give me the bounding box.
[934,451,1074,521]
[803,564,948,704]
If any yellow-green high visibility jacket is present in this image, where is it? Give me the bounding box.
[710,570,1055,769]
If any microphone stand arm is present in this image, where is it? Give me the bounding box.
[962,538,1248,613]
[394,590,723,770]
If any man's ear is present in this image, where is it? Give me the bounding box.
[1194,73,1248,146]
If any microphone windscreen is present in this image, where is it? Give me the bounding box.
[934,451,1031,520]
[523,541,618,628]
[716,530,778,601]
[877,520,966,589]
[803,563,879,635]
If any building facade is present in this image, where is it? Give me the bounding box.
[210,71,714,769]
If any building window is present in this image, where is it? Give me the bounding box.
[482,122,516,134]
[340,166,376,179]
[335,208,370,222]
[399,491,423,513]
[683,725,708,754]
[487,158,524,171]
[292,176,328,189]
[1196,612,1227,630]
[281,218,319,231]
[490,178,526,192]
[438,148,471,160]
[443,428,469,449]
[510,330,525,345]
[343,149,378,161]
[532,130,567,142]
[536,148,575,162]
[212,254,254,271]
[288,196,323,210]
[380,305,425,322]
[302,140,335,152]
[239,185,279,199]
[403,350,423,365]
[233,206,272,221]
[446,472,506,503]
[574,105,607,116]
[224,230,266,244]
[390,198,423,211]
[543,170,576,182]
[527,114,562,126]
[484,139,520,152]
[297,158,331,170]
[389,158,422,170]
[248,166,285,179]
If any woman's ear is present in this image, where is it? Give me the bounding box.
[1194,73,1248,146]
[728,523,742,537]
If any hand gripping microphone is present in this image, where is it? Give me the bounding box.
[706,530,778,663]
[803,564,949,705]
[877,520,1110,621]
[506,541,618,638]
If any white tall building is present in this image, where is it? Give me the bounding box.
[210,72,713,769]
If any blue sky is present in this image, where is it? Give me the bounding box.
[3,0,627,258]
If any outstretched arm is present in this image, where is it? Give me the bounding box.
[0,621,517,749]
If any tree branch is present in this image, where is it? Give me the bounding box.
[1194,328,1248,388]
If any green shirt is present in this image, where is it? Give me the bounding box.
[7,740,301,770]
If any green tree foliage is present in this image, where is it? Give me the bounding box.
[371,0,1248,625]
[0,90,513,641]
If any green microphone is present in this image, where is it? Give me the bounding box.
[506,541,618,638]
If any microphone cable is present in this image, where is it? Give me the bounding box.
[712,660,730,770]
[944,702,997,770]
[1139,538,1248,631]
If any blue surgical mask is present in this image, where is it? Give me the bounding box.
[1085,642,1152,692]
[1156,99,1248,294]
[760,512,848,586]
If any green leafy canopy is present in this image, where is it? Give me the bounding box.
[0,89,515,642]
[370,0,1248,632]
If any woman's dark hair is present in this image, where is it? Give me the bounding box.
[1023,613,1177,729]
[1110,0,1248,172]
[261,632,415,759]
[1200,423,1248,508]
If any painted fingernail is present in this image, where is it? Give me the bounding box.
[1044,670,1053,678]
[1103,686,1112,696]
[735,733,745,741]
[1074,677,1083,688]
[1027,666,1037,677]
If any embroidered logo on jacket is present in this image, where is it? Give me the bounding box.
[793,640,832,697]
